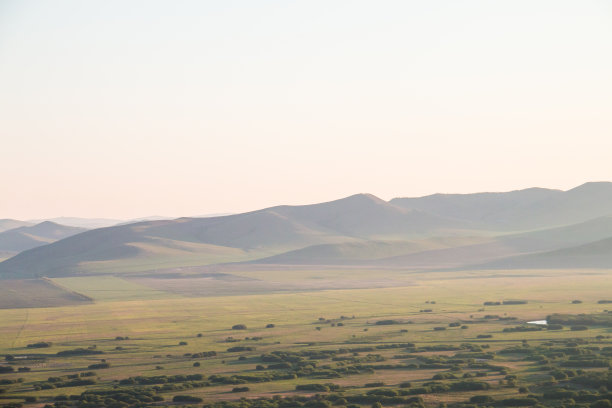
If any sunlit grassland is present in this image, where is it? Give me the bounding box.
[0,268,611,405]
[2,269,611,350]
[52,276,175,302]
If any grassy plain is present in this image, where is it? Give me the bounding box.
[1,269,612,407]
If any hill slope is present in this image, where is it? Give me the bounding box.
[0,194,463,278]
[474,236,612,269]
[2,183,612,277]
[0,219,32,233]
[256,215,612,268]
[0,221,86,254]
[391,182,612,230]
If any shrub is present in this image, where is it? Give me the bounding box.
[500,398,538,406]
[27,342,52,348]
[571,325,589,331]
[296,384,331,392]
[232,324,247,330]
[87,363,110,369]
[232,386,250,392]
[433,373,457,380]
[470,395,494,403]
[364,382,385,387]
[57,348,103,357]
[399,381,412,388]
[266,324,275,328]
[450,381,490,391]
[227,346,254,352]
[375,320,399,325]
[172,395,203,403]
[366,388,398,397]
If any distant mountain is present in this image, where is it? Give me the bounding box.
[253,236,494,266]
[391,187,560,227]
[0,219,32,233]
[370,215,612,269]
[391,182,612,230]
[29,216,178,229]
[0,221,86,254]
[2,182,612,277]
[28,217,124,229]
[474,236,612,270]
[252,211,612,269]
[0,194,464,278]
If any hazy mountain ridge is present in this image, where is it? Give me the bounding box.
[0,194,467,277]
[391,182,612,230]
[473,236,612,270]
[0,221,86,255]
[0,219,32,233]
[1,182,611,277]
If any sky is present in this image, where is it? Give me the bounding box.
[1,0,611,220]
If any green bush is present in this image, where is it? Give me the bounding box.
[172,395,203,403]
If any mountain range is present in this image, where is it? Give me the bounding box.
[1,181,611,278]
[0,221,86,260]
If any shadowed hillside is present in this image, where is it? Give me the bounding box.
[2,183,612,277]
[0,194,462,278]
[473,236,612,270]
[252,215,612,268]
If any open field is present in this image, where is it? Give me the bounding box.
[1,269,612,407]
[0,279,91,309]
[51,276,176,302]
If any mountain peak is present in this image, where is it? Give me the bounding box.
[36,221,61,227]
[339,193,387,205]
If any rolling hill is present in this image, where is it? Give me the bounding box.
[1,182,612,277]
[0,221,86,258]
[0,194,464,278]
[474,236,612,270]
[252,213,612,268]
[391,182,612,230]
[0,219,32,233]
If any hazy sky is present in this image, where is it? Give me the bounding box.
[1,1,611,219]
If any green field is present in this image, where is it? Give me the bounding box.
[1,269,612,407]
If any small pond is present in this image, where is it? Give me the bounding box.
[526,320,547,325]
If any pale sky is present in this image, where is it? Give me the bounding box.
[1,0,611,219]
